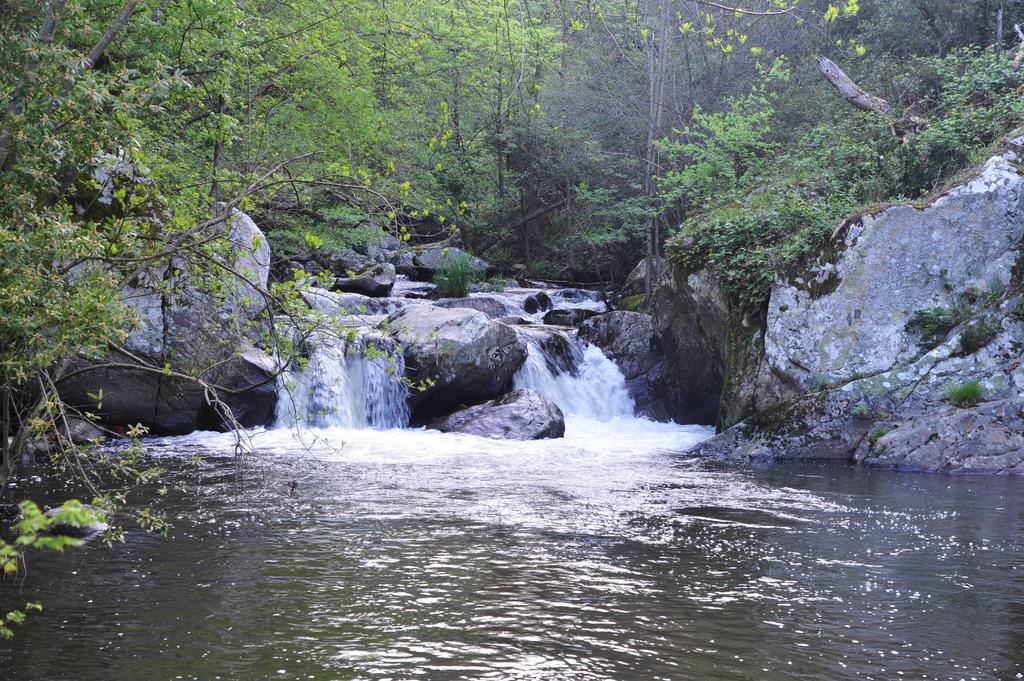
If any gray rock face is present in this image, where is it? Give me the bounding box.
[58,209,277,434]
[620,256,665,298]
[856,398,1024,474]
[766,150,1024,391]
[542,308,598,327]
[428,389,565,440]
[692,139,1024,474]
[333,263,396,297]
[386,305,527,419]
[651,265,728,425]
[578,311,673,420]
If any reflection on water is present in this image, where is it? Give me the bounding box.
[2,418,1023,680]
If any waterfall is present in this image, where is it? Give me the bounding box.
[274,332,409,430]
[513,332,635,420]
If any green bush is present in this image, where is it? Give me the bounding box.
[946,381,984,407]
[958,316,999,355]
[907,306,961,348]
[433,252,479,297]
[868,427,893,446]
[669,193,840,313]
[665,49,1024,318]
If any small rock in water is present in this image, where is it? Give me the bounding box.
[428,389,565,440]
[542,308,598,327]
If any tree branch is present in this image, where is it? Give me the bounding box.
[816,55,894,115]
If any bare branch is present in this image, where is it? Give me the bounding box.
[816,55,894,115]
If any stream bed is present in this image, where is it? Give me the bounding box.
[2,417,1023,680]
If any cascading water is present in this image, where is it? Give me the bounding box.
[274,332,409,429]
[513,332,635,420]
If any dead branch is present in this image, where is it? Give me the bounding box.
[816,56,894,115]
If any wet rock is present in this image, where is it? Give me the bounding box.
[333,263,396,297]
[44,504,109,539]
[203,348,280,429]
[428,389,565,440]
[301,287,404,316]
[435,295,517,318]
[542,308,598,327]
[498,316,534,326]
[550,288,602,306]
[652,263,793,428]
[522,292,552,314]
[63,418,105,445]
[855,397,1024,474]
[387,305,527,419]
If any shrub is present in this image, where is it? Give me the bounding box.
[957,316,999,355]
[433,252,479,297]
[907,306,960,348]
[868,427,893,446]
[946,381,984,407]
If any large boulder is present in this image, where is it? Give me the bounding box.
[333,263,396,297]
[428,389,565,440]
[692,138,1024,474]
[202,349,279,431]
[386,305,527,419]
[414,246,489,277]
[355,230,401,261]
[855,397,1024,474]
[620,256,665,298]
[301,287,405,317]
[58,209,277,434]
[578,311,673,420]
[325,249,375,277]
[765,149,1024,391]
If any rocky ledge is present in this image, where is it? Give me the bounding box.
[666,135,1024,474]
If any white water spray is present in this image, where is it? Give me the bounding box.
[513,334,634,420]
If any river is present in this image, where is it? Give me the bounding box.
[2,288,1023,679]
[2,418,1023,680]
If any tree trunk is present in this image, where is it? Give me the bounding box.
[1,380,11,496]
[643,0,671,306]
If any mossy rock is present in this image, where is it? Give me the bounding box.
[617,294,646,312]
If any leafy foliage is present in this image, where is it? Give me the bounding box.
[665,48,1024,314]
[433,251,480,298]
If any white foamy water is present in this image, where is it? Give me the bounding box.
[274,334,409,430]
[513,336,634,420]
